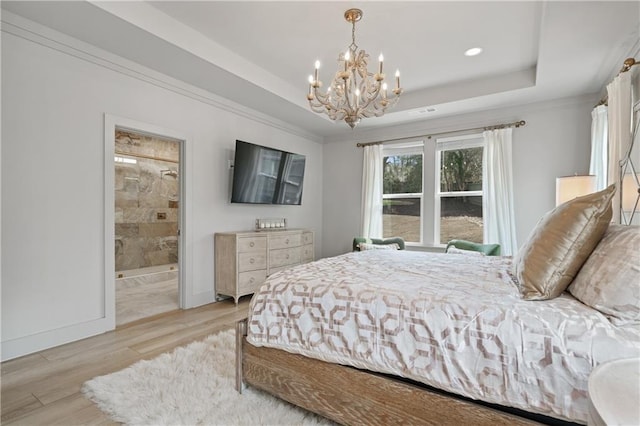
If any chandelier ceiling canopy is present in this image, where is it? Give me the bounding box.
[307,9,403,129]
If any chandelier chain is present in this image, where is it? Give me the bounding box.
[350,20,358,52]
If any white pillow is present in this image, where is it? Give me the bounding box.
[358,243,400,251]
[447,247,485,256]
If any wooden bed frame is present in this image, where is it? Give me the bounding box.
[236,320,563,426]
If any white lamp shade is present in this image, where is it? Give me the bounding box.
[555,175,597,206]
[622,173,640,212]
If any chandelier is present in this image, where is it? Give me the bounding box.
[307,8,402,129]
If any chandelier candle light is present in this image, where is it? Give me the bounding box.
[307,8,403,129]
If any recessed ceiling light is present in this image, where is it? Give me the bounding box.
[464,47,483,57]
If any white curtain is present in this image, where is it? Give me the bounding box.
[590,105,608,191]
[607,71,632,223]
[361,144,383,238]
[482,128,518,255]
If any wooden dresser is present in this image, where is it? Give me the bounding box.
[215,229,314,303]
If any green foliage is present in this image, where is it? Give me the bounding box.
[440,147,482,192]
[383,147,483,195]
[383,154,423,194]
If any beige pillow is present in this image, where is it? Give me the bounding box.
[568,225,640,324]
[513,184,615,300]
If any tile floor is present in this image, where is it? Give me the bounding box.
[116,268,179,326]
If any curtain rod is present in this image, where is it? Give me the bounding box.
[356,120,526,148]
[596,57,638,107]
[619,57,639,74]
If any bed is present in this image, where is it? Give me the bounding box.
[236,187,640,425]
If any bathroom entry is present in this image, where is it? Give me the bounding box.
[114,129,181,326]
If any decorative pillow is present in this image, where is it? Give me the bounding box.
[568,225,640,324]
[358,242,400,251]
[513,184,615,300]
[446,247,485,256]
[353,237,405,251]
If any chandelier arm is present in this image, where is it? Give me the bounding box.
[357,75,382,111]
[311,84,351,121]
[313,86,340,111]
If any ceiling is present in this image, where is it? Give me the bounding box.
[2,1,639,140]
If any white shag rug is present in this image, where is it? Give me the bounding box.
[82,329,333,426]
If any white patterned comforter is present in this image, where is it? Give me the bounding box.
[246,250,640,423]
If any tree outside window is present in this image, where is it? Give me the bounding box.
[438,143,483,244]
[382,147,423,243]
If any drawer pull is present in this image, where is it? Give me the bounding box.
[286,254,290,259]
[250,258,255,264]
[249,277,255,283]
[285,239,289,244]
[250,241,255,247]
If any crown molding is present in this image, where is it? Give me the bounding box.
[1,10,323,143]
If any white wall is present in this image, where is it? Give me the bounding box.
[322,95,596,257]
[1,16,323,360]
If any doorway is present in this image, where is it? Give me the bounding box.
[113,129,182,325]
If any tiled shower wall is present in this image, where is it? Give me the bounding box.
[115,131,179,272]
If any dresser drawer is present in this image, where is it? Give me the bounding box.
[270,233,302,250]
[238,270,266,294]
[237,236,267,253]
[302,232,313,245]
[238,252,267,272]
[270,247,301,268]
[301,244,314,262]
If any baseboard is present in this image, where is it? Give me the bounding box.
[187,291,217,309]
[0,317,112,361]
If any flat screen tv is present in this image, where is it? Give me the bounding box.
[231,140,306,205]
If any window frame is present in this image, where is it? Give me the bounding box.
[381,141,425,244]
[434,134,484,246]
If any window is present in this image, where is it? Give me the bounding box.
[435,135,484,245]
[382,143,423,243]
[379,134,484,247]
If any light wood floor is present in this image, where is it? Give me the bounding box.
[1,298,251,425]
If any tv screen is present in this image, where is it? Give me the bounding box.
[231,140,306,205]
